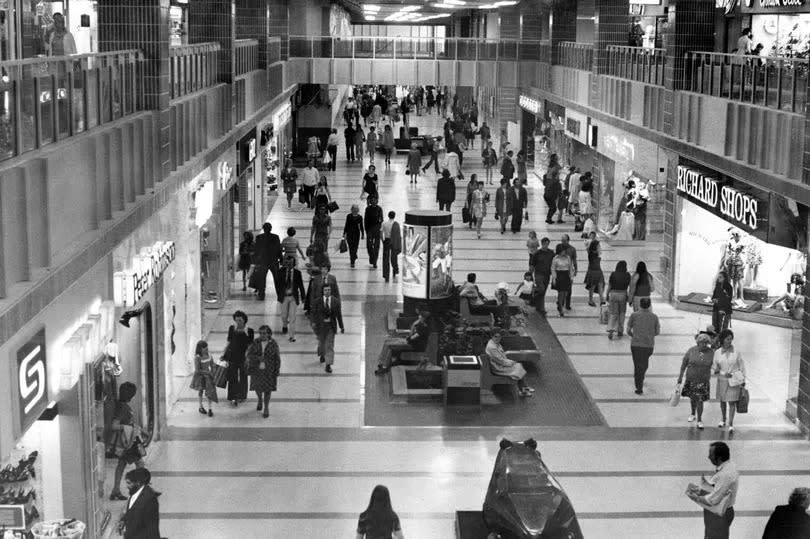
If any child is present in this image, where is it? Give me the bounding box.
[514,272,535,306]
[189,340,218,417]
[526,231,539,268]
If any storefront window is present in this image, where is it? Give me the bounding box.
[750,13,810,57]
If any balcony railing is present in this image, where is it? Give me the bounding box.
[0,50,144,162]
[558,42,593,71]
[607,45,666,86]
[169,42,221,100]
[538,40,551,64]
[287,36,546,61]
[267,37,281,65]
[685,51,807,113]
[235,38,259,76]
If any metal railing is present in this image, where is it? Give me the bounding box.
[267,36,281,64]
[235,38,259,76]
[287,36,548,61]
[0,50,144,162]
[607,45,666,86]
[169,42,221,99]
[685,51,807,113]
[558,42,593,71]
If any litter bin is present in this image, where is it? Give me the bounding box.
[443,355,481,406]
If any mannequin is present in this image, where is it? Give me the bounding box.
[719,228,747,308]
[766,273,805,319]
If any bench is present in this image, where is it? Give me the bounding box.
[400,332,440,365]
[459,297,494,327]
[501,335,542,371]
[479,353,519,399]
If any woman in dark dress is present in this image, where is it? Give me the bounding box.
[246,325,281,419]
[356,485,404,539]
[281,159,298,209]
[343,204,365,268]
[711,271,734,332]
[361,165,379,202]
[311,205,333,252]
[584,232,604,307]
[225,310,254,406]
[313,176,331,210]
[238,231,254,291]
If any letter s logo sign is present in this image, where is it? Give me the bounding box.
[20,346,45,415]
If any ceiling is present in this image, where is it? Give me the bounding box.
[340,0,522,24]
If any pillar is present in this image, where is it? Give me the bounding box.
[236,0,268,69]
[188,0,235,128]
[549,0,576,65]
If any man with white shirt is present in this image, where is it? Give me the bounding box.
[686,441,739,539]
[117,467,161,538]
[300,159,319,208]
[381,211,402,283]
[736,28,753,55]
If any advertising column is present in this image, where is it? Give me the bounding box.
[401,210,454,315]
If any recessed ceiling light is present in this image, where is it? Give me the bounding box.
[365,14,376,20]
[400,5,421,11]
[363,4,380,11]
[432,2,463,7]
[445,0,466,5]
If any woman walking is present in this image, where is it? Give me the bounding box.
[356,485,405,539]
[605,261,631,339]
[224,311,254,407]
[343,204,365,268]
[465,175,479,229]
[310,204,332,252]
[551,244,574,317]
[190,340,217,416]
[382,124,395,167]
[526,231,539,268]
[361,165,379,202]
[629,261,654,311]
[313,176,331,210]
[354,125,366,163]
[584,232,605,307]
[470,179,488,239]
[281,159,298,209]
[713,329,746,432]
[711,271,734,332]
[436,169,456,211]
[366,127,378,166]
[246,325,281,419]
[326,128,339,171]
[482,142,497,185]
[306,135,321,162]
[407,142,422,184]
[516,150,528,183]
[238,231,254,291]
[676,333,715,430]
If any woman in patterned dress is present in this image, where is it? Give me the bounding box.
[246,325,281,419]
[676,333,715,430]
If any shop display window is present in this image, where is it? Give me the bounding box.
[750,14,810,58]
[0,432,43,536]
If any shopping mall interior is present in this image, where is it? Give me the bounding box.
[0,0,810,538]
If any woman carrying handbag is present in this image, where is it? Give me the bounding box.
[712,329,746,432]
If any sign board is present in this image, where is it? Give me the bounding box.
[17,329,47,433]
[113,242,176,307]
[564,109,589,145]
[272,103,292,129]
[237,130,258,176]
[0,505,26,530]
[519,95,540,115]
[741,0,808,13]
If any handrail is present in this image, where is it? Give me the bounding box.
[558,41,592,70]
[607,45,666,86]
[234,38,259,76]
[0,49,142,68]
[169,41,221,99]
[170,41,221,57]
[684,50,808,113]
[235,38,259,48]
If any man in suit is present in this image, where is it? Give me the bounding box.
[381,210,402,283]
[252,222,282,300]
[304,262,341,314]
[364,196,384,268]
[495,178,513,234]
[117,467,161,539]
[275,256,306,342]
[313,284,344,373]
[510,178,528,233]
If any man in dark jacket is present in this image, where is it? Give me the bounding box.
[557,234,578,310]
[117,467,161,539]
[763,487,810,539]
[500,150,515,181]
[253,222,282,300]
[344,123,356,161]
[510,178,528,233]
[364,196,384,268]
[530,237,554,316]
[436,170,456,211]
[275,256,307,341]
[495,178,514,234]
[312,284,344,373]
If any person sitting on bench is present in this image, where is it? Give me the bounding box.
[375,308,431,375]
[485,329,535,398]
[459,273,499,315]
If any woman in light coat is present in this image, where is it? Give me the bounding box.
[366,127,378,166]
[485,329,534,397]
[713,329,746,432]
[470,178,487,239]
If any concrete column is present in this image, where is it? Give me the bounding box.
[549,1,576,65]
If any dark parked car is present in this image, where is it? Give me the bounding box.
[483,438,583,539]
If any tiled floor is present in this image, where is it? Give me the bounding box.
[145,113,806,538]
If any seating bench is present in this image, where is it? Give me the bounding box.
[479,353,519,399]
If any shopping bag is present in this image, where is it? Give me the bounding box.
[599,303,609,324]
[322,151,332,165]
[211,363,228,389]
[298,188,306,204]
[327,201,339,213]
[462,206,471,223]
[669,385,681,407]
[339,238,348,254]
[736,386,749,413]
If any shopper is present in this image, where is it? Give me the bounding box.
[237,231,254,292]
[313,284,344,373]
[482,141,497,185]
[246,325,281,418]
[677,333,715,429]
[366,127,378,165]
[713,329,746,431]
[326,128,339,171]
[626,298,660,395]
[281,159,298,209]
[407,142,422,184]
[470,180,488,239]
[762,488,810,539]
[310,204,332,252]
[313,176,331,210]
[382,124,395,167]
[275,257,306,342]
[604,261,631,339]
[343,204,365,268]
[436,169,456,211]
[530,237,554,316]
[422,134,439,174]
[356,485,405,539]
[109,382,145,502]
[544,155,563,224]
[526,231,539,268]
[584,232,605,307]
[116,467,161,539]
[375,307,430,375]
[354,124,366,163]
[495,178,513,235]
[500,150,515,182]
[516,150,528,183]
[686,442,738,539]
[510,178,527,233]
[224,311,253,406]
[365,196,383,268]
[629,261,655,311]
[557,234,578,310]
[381,210,402,283]
[300,159,319,209]
[485,329,535,397]
[711,271,734,332]
[281,227,305,264]
[464,174,479,229]
[550,244,574,317]
[190,340,218,417]
[344,122,356,162]
[306,262,341,315]
[253,222,282,301]
[361,165,379,202]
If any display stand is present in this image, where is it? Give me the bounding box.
[400,210,454,317]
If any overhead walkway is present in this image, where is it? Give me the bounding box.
[286,36,544,88]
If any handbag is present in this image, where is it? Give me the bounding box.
[669,384,682,407]
[298,188,306,204]
[736,386,749,413]
[339,238,348,254]
[327,201,339,213]
[462,206,471,223]
[211,362,228,389]
[322,151,332,165]
[599,303,609,325]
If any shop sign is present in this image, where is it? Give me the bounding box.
[519,95,540,115]
[741,0,807,13]
[676,166,765,232]
[566,117,581,138]
[716,0,738,14]
[17,329,47,432]
[272,103,292,128]
[237,130,257,175]
[113,242,176,308]
[216,161,234,190]
[564,109,589,144]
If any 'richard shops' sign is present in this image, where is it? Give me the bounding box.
[676,165,767,233]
